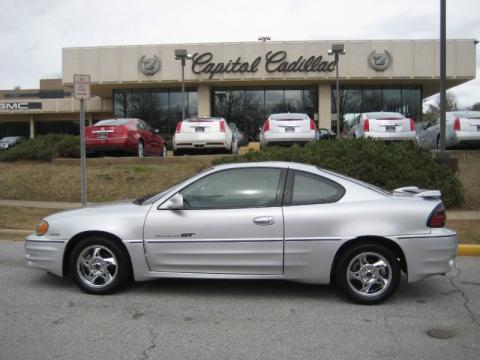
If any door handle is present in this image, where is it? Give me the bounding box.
[253,216,275,226]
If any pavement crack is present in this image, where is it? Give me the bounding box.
[447,263,480,328]
[139,328,158,360]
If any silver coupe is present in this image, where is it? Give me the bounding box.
[25,162,457,304]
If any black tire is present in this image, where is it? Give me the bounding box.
[334,243,401,304]
[70,236,131,295]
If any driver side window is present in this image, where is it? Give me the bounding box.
[180,168,282,209]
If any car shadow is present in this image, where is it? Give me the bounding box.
[128,278,340,301]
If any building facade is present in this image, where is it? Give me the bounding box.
[0,39,476,139]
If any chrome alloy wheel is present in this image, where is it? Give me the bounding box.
[76,245,118,289]
[346,252,392,297]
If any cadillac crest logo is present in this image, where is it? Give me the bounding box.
[368,50,391,72]
[139,55,161,75]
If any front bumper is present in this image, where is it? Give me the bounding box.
[396,228,457,283]
[25,234,67,277]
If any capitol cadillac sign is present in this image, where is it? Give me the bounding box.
[139,49,393,78]
[139,51,338,78]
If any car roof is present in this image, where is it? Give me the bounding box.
[212,161,316,172]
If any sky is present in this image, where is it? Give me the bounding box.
[0,0,479,107]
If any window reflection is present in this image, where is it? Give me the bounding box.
[331,85,422,132]
[113,88,198,135]
[212,86,317,138]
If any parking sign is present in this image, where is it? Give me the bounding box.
[74,74,90,99]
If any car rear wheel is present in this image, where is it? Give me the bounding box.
[70,236,131,295]
[137,141,144,157]
[335,243,400,304]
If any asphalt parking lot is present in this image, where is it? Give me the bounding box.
[1,241,479,360]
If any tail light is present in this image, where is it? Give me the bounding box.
[410,118,416,131]
[310,118,316,130]
[453,117,461,131]
[175,122,182,133]
[263,119,270,132]
[363,118,370,132]
[219,120,225,132]
[427,203,446,228]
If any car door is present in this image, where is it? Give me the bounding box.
[281,169,346,278]
[143,167,286,275]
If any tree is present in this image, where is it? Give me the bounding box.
[423,91,458,123]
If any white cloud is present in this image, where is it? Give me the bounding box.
[0,0,478,105]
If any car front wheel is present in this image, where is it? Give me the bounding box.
[335,243,400,304]
[70,237,131,295]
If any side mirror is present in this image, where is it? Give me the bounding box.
[166,193,184,209]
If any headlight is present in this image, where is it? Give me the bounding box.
[36,220,49,236]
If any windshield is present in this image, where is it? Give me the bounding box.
[95,119,130,126]
[452,111,480,119]
[0,137,17,142]
[365,112,404,120]
[270,113,308,121]
[134,167,214,205]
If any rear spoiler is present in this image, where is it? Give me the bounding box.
[393,186,442,199]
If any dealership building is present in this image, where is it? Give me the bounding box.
[0,39,476,139]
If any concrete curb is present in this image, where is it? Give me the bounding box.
[1,228,479,256]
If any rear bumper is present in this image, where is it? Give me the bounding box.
[25,235,67,277]
[86,137,136,153]
[452,131,480,147]
[365,131,416,141]
[395,228,457,283]
[173,133,229,150]
[262,132,317,145]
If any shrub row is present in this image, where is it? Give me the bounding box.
[0,134,80,162]
[213,139,464,208]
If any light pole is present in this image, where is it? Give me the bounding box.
[439,0,446,153]
[328,44,345,139]
[175,49,192,121]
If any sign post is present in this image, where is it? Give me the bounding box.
[73,74,90,207]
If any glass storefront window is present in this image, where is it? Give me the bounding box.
[35,121,80,136]
[212,86,317,138]
[113,88,198,135]
[0,121,30,138]
[331,85,422,132]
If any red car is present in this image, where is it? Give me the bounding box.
[85,118,167,157]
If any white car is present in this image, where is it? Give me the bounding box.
[348,112,417,142]
[259,113,318,149]
[416,111,480,149]
[173,117,238,155]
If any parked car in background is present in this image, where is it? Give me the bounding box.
[318,128,335,140]
[348,112,416,142]
[173,117,238,155]
[0,136,24,150]
[26,161,457,304]
[85,118,167,157]
[259,113,317,149]
[416,111,480,149]
[229,123,250,147]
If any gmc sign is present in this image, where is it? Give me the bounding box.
[0,102,42,111]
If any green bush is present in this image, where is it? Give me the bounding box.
[0,134,80,162]
[213,139,464,208]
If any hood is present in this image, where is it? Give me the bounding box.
[44,200,151,221]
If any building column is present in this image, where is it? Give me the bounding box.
[29,115,35,139]
[197,85,211,117]
[318,83,332,131]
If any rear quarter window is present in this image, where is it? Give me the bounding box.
[288,170,345,205]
